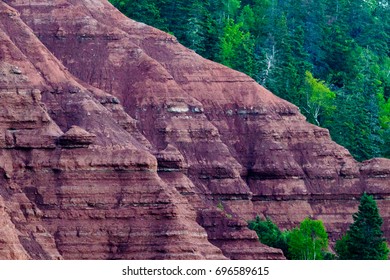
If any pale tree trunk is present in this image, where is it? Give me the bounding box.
[261,45,276,85]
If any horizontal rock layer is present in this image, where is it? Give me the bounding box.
[0,0,389,259]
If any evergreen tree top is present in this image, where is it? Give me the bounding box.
[336,193,389,260]
[352,193,383,227]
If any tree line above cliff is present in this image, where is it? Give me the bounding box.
[109,0,390,161]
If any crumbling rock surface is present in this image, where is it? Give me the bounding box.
[0,0,389,259]
[58,125,96,148]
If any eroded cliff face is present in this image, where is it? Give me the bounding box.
[0,1,230,260]
[0,0,389,260]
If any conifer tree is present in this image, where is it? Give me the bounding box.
[336,193,389,260]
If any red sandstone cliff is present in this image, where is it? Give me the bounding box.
[0,0,389,260]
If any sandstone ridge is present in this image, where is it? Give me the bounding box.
[0,0,389,259]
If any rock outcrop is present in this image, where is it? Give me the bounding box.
[0,0,389,259]
[58,126,96,148]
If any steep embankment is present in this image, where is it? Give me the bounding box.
[0,0,389,259]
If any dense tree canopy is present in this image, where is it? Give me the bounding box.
[248,216,288,256]
[248,216,332,259]
[286,218,329,260]
[109,0,390,161]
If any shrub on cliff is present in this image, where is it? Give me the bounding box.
[335,193,389,260]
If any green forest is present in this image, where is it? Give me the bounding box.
[109,0,390,161]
